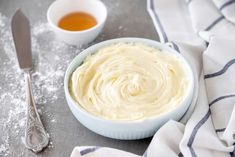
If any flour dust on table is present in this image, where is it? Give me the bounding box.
[0,12,83,156]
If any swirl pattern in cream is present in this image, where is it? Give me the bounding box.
[71,43,189,120]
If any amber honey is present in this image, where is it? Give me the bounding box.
[58,12,97,31]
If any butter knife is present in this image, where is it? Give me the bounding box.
[11,9,49,153]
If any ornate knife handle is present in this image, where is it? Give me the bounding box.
[24,71,49,153]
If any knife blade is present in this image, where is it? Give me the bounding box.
[11,9,32,70]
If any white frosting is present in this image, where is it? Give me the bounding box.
[71,43,189,120]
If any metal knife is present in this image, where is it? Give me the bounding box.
[11,9,49,153]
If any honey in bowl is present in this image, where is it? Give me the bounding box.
[58,12,97,31]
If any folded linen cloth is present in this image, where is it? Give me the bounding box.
[71,0,235,156]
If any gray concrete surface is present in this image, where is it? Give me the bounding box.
[0,0,159,156]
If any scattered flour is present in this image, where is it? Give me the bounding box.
[0,12,82,156]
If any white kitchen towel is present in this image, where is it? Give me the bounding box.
[71,0,235,156]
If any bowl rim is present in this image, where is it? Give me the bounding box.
[64,37,195,124]
[47,0,107,34]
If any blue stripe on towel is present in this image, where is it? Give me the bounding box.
[209,95,235,107]
[204,16,224,31]
[204,59,235,79]
[187,110,211,157]
[80,147,100,156]
[219,0,235,10]
[188,95,235,157]
[215,128,226,133]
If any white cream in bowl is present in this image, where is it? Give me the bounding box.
[70,43,189,121]
[64,38,194,140]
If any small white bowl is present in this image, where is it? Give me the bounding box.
[47,0,107,46]
[64,38,194,140]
